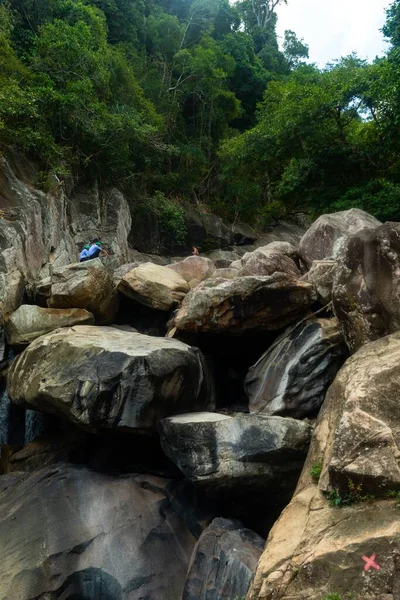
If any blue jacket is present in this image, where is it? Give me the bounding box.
[79,248,89,261]
[87,244,102,259]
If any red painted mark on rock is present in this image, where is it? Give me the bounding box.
[362,554,381,571]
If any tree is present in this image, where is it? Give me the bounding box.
[249,0,287,30]
[283,29,309,69]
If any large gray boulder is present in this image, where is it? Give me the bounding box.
[7,326,215,432]
[238,242,300,278]
[333,222,400,352]
[45,259,119,324]
[248,332,400,600]
[183,517,264,600]
[301,259,338,304]
[5,304,94,347]
[158,412,311,493]
[245,318,347,419]
[168,274,316,335]
[299,208,381,268]
[0,464,200,599]
[118,262,189,311]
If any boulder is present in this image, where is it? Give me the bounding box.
[301,259,337,304]
[46,259,118,324]
[183,517,264,600]
[158,412,311,493]
[333,222,400,352]
[207,250,241,269]
[299,208,381,267]
[167,256,216,284]
[112,262,138,287]
[118,262,189,311]
[7,326,215,432]
[211,267,239,279]
[238,242,300,278]
[168,274,316,335]
[245,318,347,419]
[248,332,400,600]
[0,464,200,599]
[5,304,94,347]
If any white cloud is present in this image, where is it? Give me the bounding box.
[276,0,391,67]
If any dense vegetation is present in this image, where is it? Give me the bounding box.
[1,0,400,225]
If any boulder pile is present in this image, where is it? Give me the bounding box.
[2,205,400,599]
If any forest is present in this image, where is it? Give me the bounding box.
[1,0,400,226]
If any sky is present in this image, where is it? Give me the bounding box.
[275,0,392,67]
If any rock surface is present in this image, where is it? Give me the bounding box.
[158,412,311,491]
[183,517,264,600]
[5,304,94,346]
[0,464,199,599]
[245,318,346,419]
[333,222,400,352]
[168,256,215,284]
[46,259,119,324]
[169,274,316,335]
[238,242,300,278]
[248,332,400,600]
[299,208,381,267]
[118,262,189,310]
[301,259,337,304]
[7,326,215,432]
[207,250,240,268]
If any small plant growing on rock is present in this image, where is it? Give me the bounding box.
[310,461,323,482]
[322,594,342,600]
[327,480,375,507]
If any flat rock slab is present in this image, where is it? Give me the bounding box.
[0,464,198,600]
[158,412,311,491]
[118,262,189,310]
[5,304,94,347]
[183,517,264,600]
[168,273,316,335]
[46,259,119,324]
[7,326,215,432]
[245,318,347,419]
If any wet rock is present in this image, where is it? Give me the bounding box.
[168,256,216,284]
[158,412,311,493]
[301,259,337,304]
[333,222,400,352]
[46,259,119,324]
[207,250,241,268]
[183,517,264,600]
[168,274,316,335]
[0,464,200,599]
[299,208,381,267]
[245,318,347,419]
[248,332,400,600]
[7,326,215,432]
[5,304,94,347]
[118,262,189,311]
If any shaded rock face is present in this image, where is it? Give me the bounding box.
[299,208,381,267]
[167,256,216,285]
[118,262,189,311]
[0,155,132,315]
[158,412,311,501]
[0,464,198,600]
[301,259,337,304]
[183,517,264,600]
[46,259,119,324]
[248,332,400,600]
[5,304,94,347]
[245,318,347,419]
[333,222,400,352]
[169,274,317,335]
[7,326,215,432]
[207,250,240,268]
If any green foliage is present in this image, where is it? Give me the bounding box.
[327,480,375,507]
[322,595,342,600]
[310,462,323,482]
[148,192,187,248]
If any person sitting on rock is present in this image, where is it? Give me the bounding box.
[87,241,104,260]
[79,244,90,262]
[192,246,199,256]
